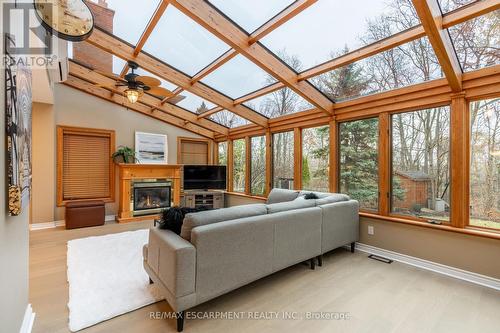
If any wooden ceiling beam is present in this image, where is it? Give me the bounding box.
[442,0,500,28]
[233,81,285,105]
[296,0,498,82]
[68,61,228,135]
[412,0,462,92]
[298,26,426,81]
[188,1,314,89]
[64,75,215,138]
[190,49,238,84]
[247,0,317,44]
[85,28,268,127]
[118,1,171,78]
[171,0,334,115]
[197,106,223,119]
[134,0,171,55]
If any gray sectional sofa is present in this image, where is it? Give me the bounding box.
[143,189,359,331]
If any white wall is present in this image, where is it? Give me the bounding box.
[0,1,30,329]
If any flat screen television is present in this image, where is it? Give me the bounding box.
[183,165,227,190]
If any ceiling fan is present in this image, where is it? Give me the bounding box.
[96,61,184,104]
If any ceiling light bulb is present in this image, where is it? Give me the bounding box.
[125,89,140,104]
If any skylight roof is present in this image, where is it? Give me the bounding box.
[448,11,500,72]
[143,6,230,76]
[208,0,294,34]
[70,0,499,131]
[175,91,216,114]
[260,0,420,71]
[89,0,160,45]
[201,55,276,99]
[244,88,313,118]
[210,110,250,128]
[438,0,477,13]
[309,37,444,102]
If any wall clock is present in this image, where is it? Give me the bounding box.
[33,0,94,42]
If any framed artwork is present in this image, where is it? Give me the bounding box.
[5,34,32,216]
[135,132,168,164]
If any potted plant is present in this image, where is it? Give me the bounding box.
[112,146,137,164]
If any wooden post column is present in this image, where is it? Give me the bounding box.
[450,93,469,228]
[329,118,338,193]
[245,136,251,195]
[227,139,234,192]
[379,113,391,216]
[265,130,272,196]
[294,127,302,190]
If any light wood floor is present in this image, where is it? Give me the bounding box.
[30,221,500,333]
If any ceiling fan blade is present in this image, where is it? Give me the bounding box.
[136,75,161,87]
[94,70,127,82]
[148,86,174,98]
[165,95,186,105]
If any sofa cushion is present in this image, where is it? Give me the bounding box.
[266,188,300,204]
[315,194,350,206]
[180,204,267,240]
[266,197,316,214]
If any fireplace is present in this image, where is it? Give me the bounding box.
[132,180,171,216]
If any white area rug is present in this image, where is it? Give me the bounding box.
[67,229,163,332]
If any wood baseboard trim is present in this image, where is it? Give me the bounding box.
[19,304,35,333]
[30,215,116,230]
[352,242,500,291]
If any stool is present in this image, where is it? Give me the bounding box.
[65,200,105,229]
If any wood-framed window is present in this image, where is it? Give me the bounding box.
[57,126,115,206]
[390,106,451,223]
[177,137,212,165]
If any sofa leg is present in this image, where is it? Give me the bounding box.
[177,311,185,332]
[149,277,153,284]
[350,242,355,253]
[317,255,323,267]
[310,258,315,270]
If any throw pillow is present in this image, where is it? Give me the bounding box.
[159,206,213,235]
[304,192,319,200]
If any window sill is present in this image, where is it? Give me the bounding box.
[360,212,500,240]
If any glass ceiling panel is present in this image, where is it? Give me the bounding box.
[244,89,313,118]
[438,0,477,13]
[261,0,420,71]
[448,11,500,72]
[308,37,443,102]
[175,91,216,113]
[88,0,160,45]
[208,0,294,33]
[143,6,230,76]
[210,110,249,128]
[201,55,277,99]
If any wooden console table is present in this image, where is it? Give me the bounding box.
[117,163,182,223]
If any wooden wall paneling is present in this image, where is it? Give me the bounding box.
[450,93,469,228]
[293,127,302,190]
[378,113,391,216]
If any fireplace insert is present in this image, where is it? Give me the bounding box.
[132,181,171,215]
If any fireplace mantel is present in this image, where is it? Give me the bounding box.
[117,163,182,223]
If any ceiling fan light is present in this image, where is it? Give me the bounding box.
[125,89,140,104]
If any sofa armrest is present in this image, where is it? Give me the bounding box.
[319,200,360,253]
[146,227,196,298]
